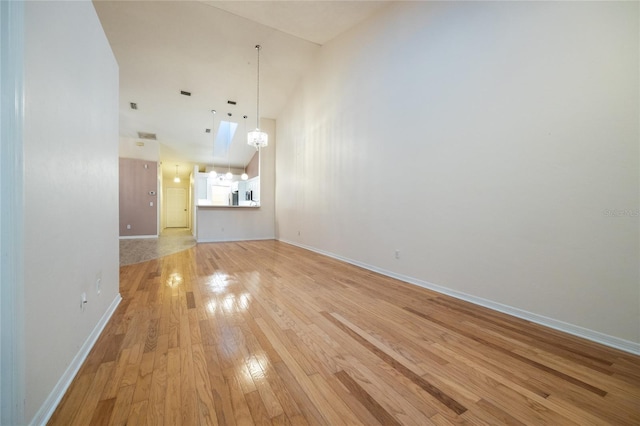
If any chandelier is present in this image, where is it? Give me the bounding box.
[247,45,268,149]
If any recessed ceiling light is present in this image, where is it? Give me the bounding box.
[180,90,191,96]
[136,141,144,147]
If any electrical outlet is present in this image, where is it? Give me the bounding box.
[395,249,400,259]
[96,278,102,295]
[80,292,87,312]
[127,224,131,229]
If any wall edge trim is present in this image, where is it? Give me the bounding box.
[196,236,275,244]
[279,239,640,356]
[30,294,123,426]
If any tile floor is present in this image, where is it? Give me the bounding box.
[119,227,196,266]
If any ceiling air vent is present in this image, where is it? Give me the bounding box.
[180,90,191,96]
[137,132,157,140]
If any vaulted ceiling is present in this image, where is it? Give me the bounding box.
[93,0,390,180]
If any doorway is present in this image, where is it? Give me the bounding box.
[165,187,188,228]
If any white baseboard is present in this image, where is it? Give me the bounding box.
[119,235,158,240]
[30,294,122,426]
[279,239,640,356]
[197,236,275,243]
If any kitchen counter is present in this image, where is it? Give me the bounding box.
[196,205,259,209]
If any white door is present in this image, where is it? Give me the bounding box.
[166,187,188,228]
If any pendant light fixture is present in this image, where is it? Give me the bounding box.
[209,110,217,178]
[225,112,233,180]
[241,115,249,180]
[173,165,181,183]
[247,45,268,149]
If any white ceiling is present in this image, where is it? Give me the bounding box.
[93,0,390,180]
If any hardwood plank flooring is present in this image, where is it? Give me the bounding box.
[48,240,640,425]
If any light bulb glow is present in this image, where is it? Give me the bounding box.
[173,164,180,183]
[247,129,268,148]
[225,171,233,180]
[241,173,248,181]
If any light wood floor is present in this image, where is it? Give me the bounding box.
[49,240,640,425]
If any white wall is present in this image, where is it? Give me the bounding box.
[23,1,120,422]
[197,118,275,242]
[276,2,639,349]
[119,136,160,162]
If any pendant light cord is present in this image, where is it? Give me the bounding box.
[243,115,248,173]
[255,45,261,130]
[211,110,216,168]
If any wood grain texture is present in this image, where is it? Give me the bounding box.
[403,306,608,397]
[335,370,401,426]
[48,240,640,425]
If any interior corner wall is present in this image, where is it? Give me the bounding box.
[23,1,120,422]
[276,1,640,347]
[1,1,26,424]
[246,151,259,179]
